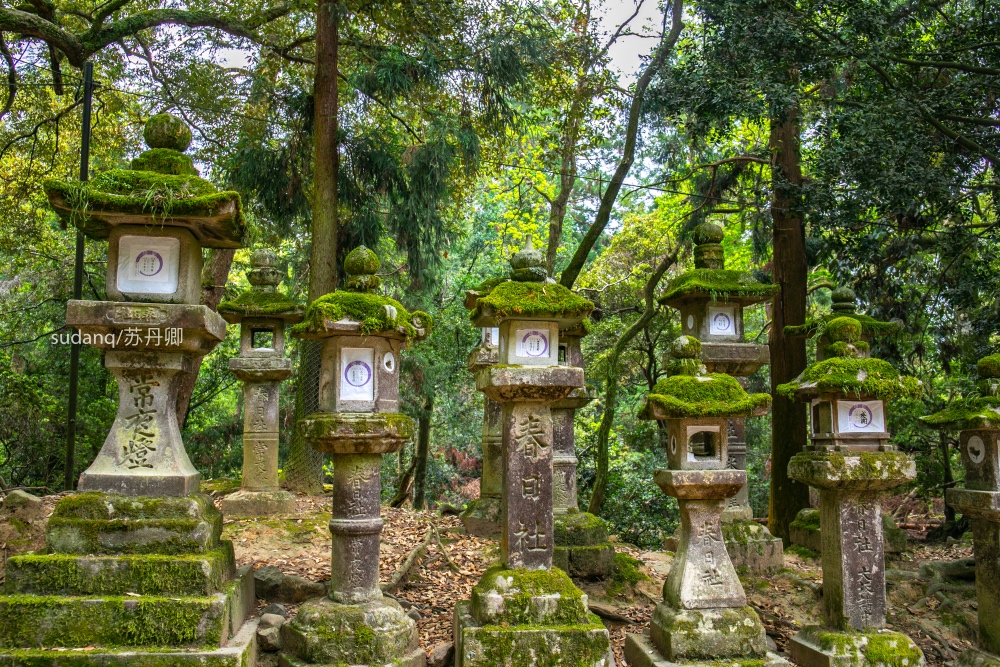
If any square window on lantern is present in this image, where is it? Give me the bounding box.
[340,347,375,402]
[116,235,180,295]
[707,305,737,336]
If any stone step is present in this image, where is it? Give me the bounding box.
[3,544,235,596]
[0,618,258,666]
[46,492,222,555]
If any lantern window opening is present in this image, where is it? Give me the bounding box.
[686,425,722,463]
[251,328,275,350]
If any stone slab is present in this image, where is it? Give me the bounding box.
[279,596,422,667]
[788,626,923,667]
[3,544,235,596]
[553,543,615,579]
[649,604,767,662]
[476,365,584,403]
[501,403,555,570]
[0,617,258,667]
[947,488,1000,522]
[299,412,414,454]
[460,497,501,538]
[790,508,822,553]
[625,631,787,667]
[47,514,221,555]
[65,300,227,354]
[221,490,296,517]
[454,601,611,667]
[722,521,784,573]
[470,566,590,626]
[229,356,294,382]
[787,452,917,492]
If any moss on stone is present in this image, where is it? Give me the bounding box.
[784,544,820,560]
[790,509,821,531]
[553,511,609,546]
[471,565,591,626]
[473,281,594,321]
[611,553,648,586]
[144,113,192,152]
[343,246,380,276]
[785,313,903,339]
[291,291,430,340]
[920,395,1000,431]
[826,317,862,343]
[777,357,921,402]
[808,628,923,667]
[788,451,916,486]
[659,269,779,305]
[977,354,1000,379]
[641,373,772,419]
[130,148,198,176]
[217,290,301,318]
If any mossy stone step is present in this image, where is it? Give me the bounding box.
[46,493,222,556]
[3,544,235,596]
[553,511,609,546]
[0,617,258,667]
[553,543,615,579]
[0,593,230,649]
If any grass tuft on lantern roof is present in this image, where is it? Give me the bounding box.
[658,268,779,303]
[218,290,302,317]
[777,357,922,402]
[291,291,432,339]
[472,280,593,321]
[919,396,1000,431]
[640,373,772,419]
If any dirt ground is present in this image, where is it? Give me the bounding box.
[0,485,985,666]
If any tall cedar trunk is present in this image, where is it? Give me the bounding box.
[412,395,433,510]
[175,248,235,426]
[283,0,340,493]
[940,431,955,523]
[766,107,810,544]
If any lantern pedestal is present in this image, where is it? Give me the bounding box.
[786,452,923,667]
[625,469,783,667]
[947,489,1000,662]
[461,342,503,537]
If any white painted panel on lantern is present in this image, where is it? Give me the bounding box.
[707,306,736,336]
[515,328,551,359]
[117,236,180,294]
[836,400,885,432]
[340,348,375,401]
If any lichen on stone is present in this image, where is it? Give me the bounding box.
[130,148,199,176]
[472,281,594,322]
[777,357,921,402]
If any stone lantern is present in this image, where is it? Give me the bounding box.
[460,284,503,537]
[280,246,430,667]
[551,321,615,579]
[454,238,612,667]
[0,114,258,663]
[921,354,1000,667]
[782,316,924,667]
[658,222,782,571]
[217,248,301,516]
[624,336,782,667]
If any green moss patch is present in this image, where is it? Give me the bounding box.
[777,357,921,402]
[217,290,301,318]
[790,509,821,531]
[658,269,778,304]
[130,148,198,176]
[977,354,1000,379]
[920,395,1000,430]
[471,565,590,626]
[804,627,923,667]
[553,511,609,546]
[291,291,430,339]
[785,313,903,339]
[473,281,593,321]
[640,373,771,419]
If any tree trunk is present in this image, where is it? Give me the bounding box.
[766,106,810,545]
[412,395,433,510]
[283,0,340,493]
[544,103,581,276]
[175,248,235,426]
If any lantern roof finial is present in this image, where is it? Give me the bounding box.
[509,234,548,282]
[344,246,382,293]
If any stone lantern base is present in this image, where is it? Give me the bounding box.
[454,566,612,667]
[788,626,923,667]
[553,509,615,579]
[0,492,257,666]
[625,631,788,667]
[280,595,425,667]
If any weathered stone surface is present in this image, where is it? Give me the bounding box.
[958,430,1000,492]
[790,508,823,553]
[454,601,610,667]
[299,412,414,454]
[229,356,294,382]
[958,648,1000,667]
[648,605,767,661]
[3,546,235,596]
[654,469,746,500]
[264,602,289,618]
[428,641,455,667]
[970,518,1000,655]
[259,623,283,652]
[552,407,579,515]
[45,492,222,555]
[700,341,770,377]
[624,631,788,667]
[788,626,924,667]
[477,365,583,404]
[722,521,784,572]
[461,392,502,538]
[554,510,610,545]
[460,497,501,539]
[66,300,227,354]
[0,617,258,667]
[1,491,44,522]
[221,489,296,517]
[328,453,384,604]
[501,403,554,569]
[553,543,615,579]
[882,514,908,554]
[788,451,917,492]
[470,566,590,626]
[279,595,424,667]
[948,488,1000,522]
[254,566,325,604]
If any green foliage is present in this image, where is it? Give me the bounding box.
[920,396,1000,431]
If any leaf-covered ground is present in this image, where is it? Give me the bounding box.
[0,486,984,666]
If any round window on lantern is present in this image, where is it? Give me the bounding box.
[383,351,396,373]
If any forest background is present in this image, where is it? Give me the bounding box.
[0,0,997,549]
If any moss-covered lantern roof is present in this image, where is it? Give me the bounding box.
[218,248,303,324]
[777,315,921,402]
[470,235,594,327]
[291,246,431,342]
[639,336,772,419]
[920,355,1000,430]
[43,113,245,248]
[658,223,778,308]
[784,287,903,340]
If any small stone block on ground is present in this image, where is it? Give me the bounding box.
[454,601,611,667]
[460,497,501,538]
[649,605,768,662]
[221,490,297,517]
[553,543,615,579]
[790,508,822,553]
[624,631,788,667]
[788,626,925,667]
[722,521,784,572]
